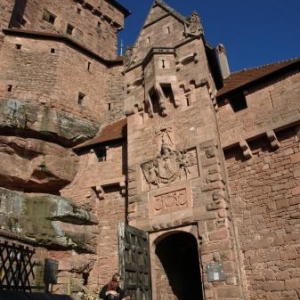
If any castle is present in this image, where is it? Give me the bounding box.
[0,0,300,300]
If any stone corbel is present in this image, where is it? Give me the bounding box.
[126,76,144,94]
[93,185,105,200]
[170,82,182,107]
[266,130,280,150]
[119,181,126,196]
[239,140,252,159]
[176,52,199,71]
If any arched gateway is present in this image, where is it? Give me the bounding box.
[119,225,204,300]
[154,232,204,300]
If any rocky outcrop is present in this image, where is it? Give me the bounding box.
[0,188,98,253]
[0,99,99,147]
[0,136,79,193]
[0,98,101,194]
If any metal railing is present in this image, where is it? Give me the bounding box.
[0,241,35,292]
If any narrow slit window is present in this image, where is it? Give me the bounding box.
[186,94,191,106]
[66,24,74,35]
[43,9,56,24]
[78,92,85,105]
[87,61,91,71]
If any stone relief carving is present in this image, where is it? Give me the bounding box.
[185,11,203,37]
[141,126,198,189]
[153,188,187,214]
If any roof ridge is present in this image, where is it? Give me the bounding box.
[155,0,189,24]
[232,57,300,74]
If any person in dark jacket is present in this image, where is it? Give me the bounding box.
[99,273,128,300]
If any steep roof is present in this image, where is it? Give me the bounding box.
[217,58,300,98]
[73,118,127,150]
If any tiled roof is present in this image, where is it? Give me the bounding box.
[74,118,127,150]
[217,58,300,98]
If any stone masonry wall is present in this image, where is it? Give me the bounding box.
[225,127,300,300]
[20,0,122,60]
[218,70,300,149]
[0,0,14,30]
[61,142,126,292]
[0,35,109,124]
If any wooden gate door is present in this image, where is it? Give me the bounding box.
[118,223,152,300]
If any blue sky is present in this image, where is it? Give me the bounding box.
[117,0,300,72]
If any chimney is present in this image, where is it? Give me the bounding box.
[217,44,230,79]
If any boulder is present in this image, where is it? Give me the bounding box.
[0,188,98,253]
[0,99,99,147]
[0,136,78,193]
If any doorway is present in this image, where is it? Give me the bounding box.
[155,232,204,300]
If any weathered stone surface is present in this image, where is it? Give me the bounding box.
[0,136,78,193]
[0,188,98,252]
[0,99,99,147]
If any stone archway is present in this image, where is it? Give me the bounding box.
[154,231,204,300]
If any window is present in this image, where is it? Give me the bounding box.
[66,24,74,35]
[43,9,56,24]
[7,85,13,92]
[229,91,248,112]
[87,61,91,71]
[77,8,82,14]
[78,92,85,105]
[15,44,22,49]
[50,48,56,53]
[94,147,107,162]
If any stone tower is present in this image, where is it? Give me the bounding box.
[123,1,243,299]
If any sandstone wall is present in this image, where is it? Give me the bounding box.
[0,0,14,29]
[218,70,300,149]
[218,70,300,299]
[0,0,14,50]
[0,35,110,125]
[225,128,300,300]
[61,142,127,292]
[18,0,123,59]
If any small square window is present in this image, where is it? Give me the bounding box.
[66,24,74,35]
[229,91,248,112]
[78,92,85,105]
[43,9,56,24]
[94,147,107,162]
[15,44,22,49]
[7,85,13,92]
[50,48,56,53]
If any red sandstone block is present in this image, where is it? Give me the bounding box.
[263,280,285,291]
[285,278,300,290]
[208,228,229,241]
[216,286,242,298]
[292,186,300,195]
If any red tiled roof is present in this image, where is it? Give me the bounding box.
[217,58,300,98]
[74,118,127,150]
